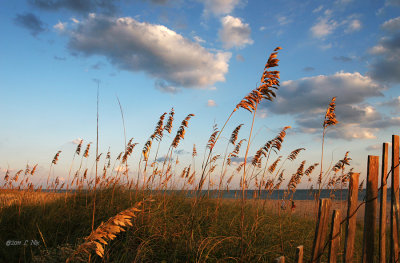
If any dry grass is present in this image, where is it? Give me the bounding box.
[67,200,148,262]
[0,47,376,262]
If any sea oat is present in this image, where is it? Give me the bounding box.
[164,108,175,134]
[171,114,195,148]
[52,151,61,165]
[83,143,92,158]
[66,201,147,262]
[229,124,244,145]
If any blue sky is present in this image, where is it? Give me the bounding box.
[1,0,399,189]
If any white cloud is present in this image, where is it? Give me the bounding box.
[155,80,181,94]
[277,16,292,26]
[330,125,377,140]
[313,5,323,13]
[381,16,400,32]
[235,54,244,61]
[368,19,400,83]
[67,15,231,88]
[261,72,390,140]
[369,45,387,55]
[366,142,392,151]
[320,43,332,50]
[193,35,205,43]
[345,19,362,33]
[30,0,119,14]
[219,15,253,49]
[386,0,400,6]
[311,18,337,38]
[269,72,384,115]
[259,26,266,31]
[54,21,67,31]
[335,0,353,5]
[311,13,361,39]
[207,99,217,107]
[378,96,400,112]
[71,138,83,144]
[256,108,268,119]
[200,0,240,16]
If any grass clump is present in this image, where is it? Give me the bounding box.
[0,188,352,262]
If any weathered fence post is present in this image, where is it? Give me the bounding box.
[343,172,359,263]
[362,155,379,263]
[391,135,399,263]
[275,256,285,263]
[295,245,303,263]
[328,209,341,263]
[379,143,388,263]
[311,198,332,263]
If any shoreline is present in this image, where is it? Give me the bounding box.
[221,198,390,221]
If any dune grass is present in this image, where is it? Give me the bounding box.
[0,47,372,262]
[0,188,366,262]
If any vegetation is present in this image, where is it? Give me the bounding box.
[0,189,366,262]
[1,47,369,262]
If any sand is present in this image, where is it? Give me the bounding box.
[220,198,392,222]
[265,199,391,222]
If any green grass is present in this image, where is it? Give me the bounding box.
[0,188,365,262]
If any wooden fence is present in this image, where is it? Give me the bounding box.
[275,135,400,263]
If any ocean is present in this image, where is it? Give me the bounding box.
[45,188,392,201]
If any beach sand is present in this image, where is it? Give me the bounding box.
[222,198,391,222]
[264,199,391,222]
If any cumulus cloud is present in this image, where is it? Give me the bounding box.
[333,56,352,62]
[277,16,292,26]
[193,35,205,43]
[54,21,67,32]
[303,67,315,72]
[219,15,253,49]
[91,62,105,70]
[311,12,362,39]
[155,80,181,94]
[174,149,190,155]
[386,0,400,6]
[66,14,231,89]
[235,54,244,61]
[378,96,400,112]
[345,19,362,33]
[311,17,337,38]
[156,156,174,162]
[71,138,83,144]
[368,18,400,83]
[335,0,353,4]
[147,0,169,4]
[260,72,391,140]
[256,108,267,119]
[366,142,392,151]
[200,0,240,16]
[267,72,384,115]
[382,17,400,32]
[313,5,324,13]
[207,99,217,107]
[54,55,66,61]
[29,0,118,14]
[229,156,252,165]
[14,13,46,36]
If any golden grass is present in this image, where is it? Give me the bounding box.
[0,47,372,262]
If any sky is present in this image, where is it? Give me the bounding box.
[0,0,400,189]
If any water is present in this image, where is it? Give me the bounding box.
[165,189,393,201]
[44,188,393,201]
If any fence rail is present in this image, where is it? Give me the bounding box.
[275,134,400,262]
